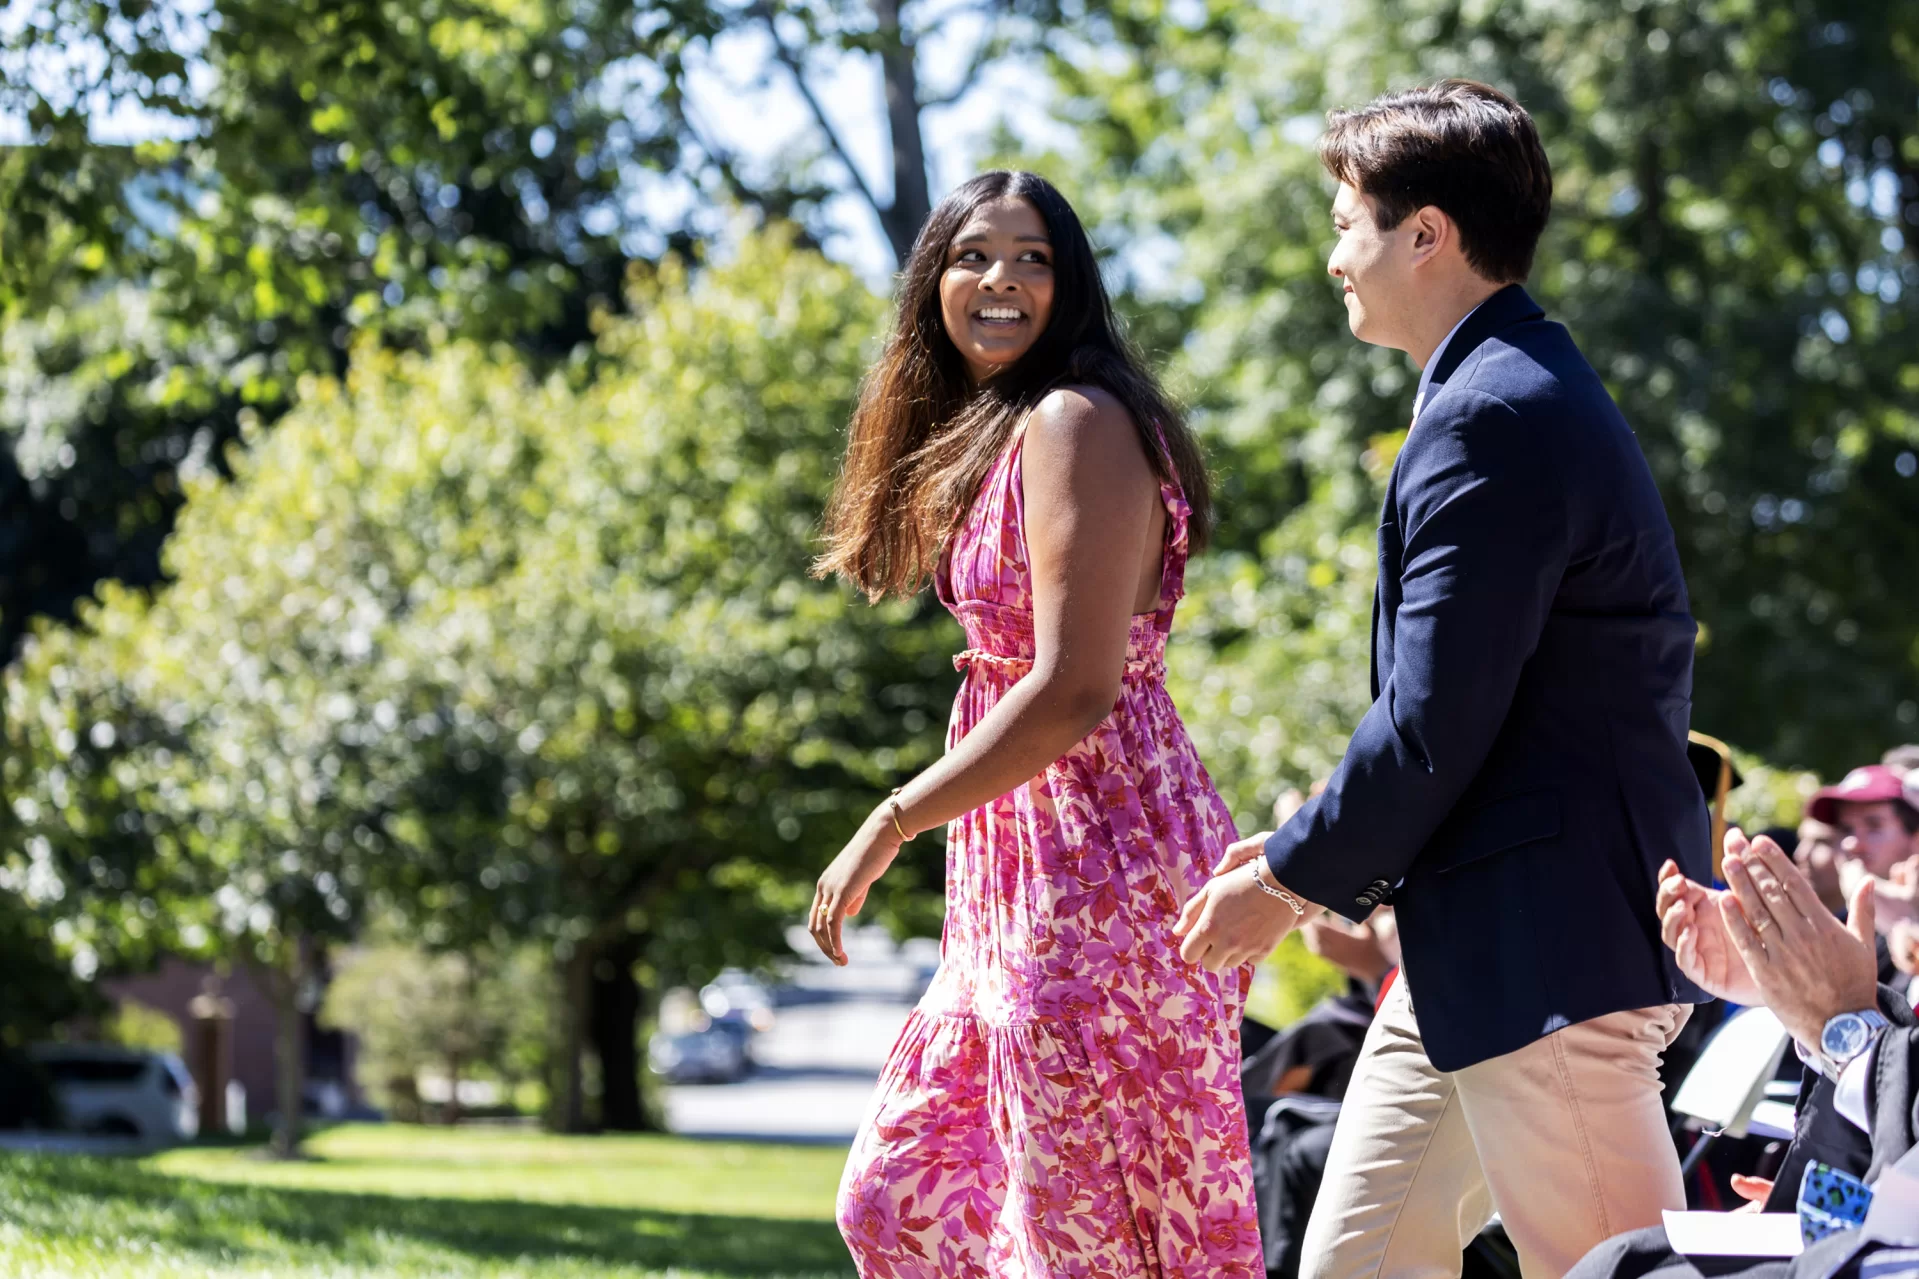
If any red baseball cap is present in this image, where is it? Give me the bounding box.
[1806,764,1919,824]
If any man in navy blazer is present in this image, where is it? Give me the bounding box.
[1173,80,1712,1278]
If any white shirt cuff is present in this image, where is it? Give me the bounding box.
[1835,1037,1880,1134]
[1790,1034,1879,1134]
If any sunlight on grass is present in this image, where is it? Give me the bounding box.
[154,1125,847,1220]
[0,1125,855,1278]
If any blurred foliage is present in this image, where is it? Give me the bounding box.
[321,942,551,1122]
[101,998,184,1057]
[1723,750,1823,836]
[0,888,93,1129]
[0,886,98,1053]
[1028,0,1919,822]
[2,230,954,1124]
[0,0,1070,661]
[0,0,679,662]
[1245,932,1346,1031]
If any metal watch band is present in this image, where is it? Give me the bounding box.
[1816,1008,1890,1081]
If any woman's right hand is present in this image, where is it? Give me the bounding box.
[809,809,904,967]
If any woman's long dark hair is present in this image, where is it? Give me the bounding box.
[816,170,1212,599]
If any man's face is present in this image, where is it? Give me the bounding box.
[1795,817,1844,912]
[1328,182,1416,351]
[1834,801,1919,879]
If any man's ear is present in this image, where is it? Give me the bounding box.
[1407,206,1452,269]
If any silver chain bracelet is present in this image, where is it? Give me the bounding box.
[1249,857,1306,915]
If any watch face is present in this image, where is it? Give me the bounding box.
[1822,1013,1870,1061]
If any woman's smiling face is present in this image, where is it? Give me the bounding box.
[938,195,1055,384]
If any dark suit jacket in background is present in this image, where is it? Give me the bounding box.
[1764,984,1919,1214]
[1263,284,1712,1071]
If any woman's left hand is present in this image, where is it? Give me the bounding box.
[809,811,904,967]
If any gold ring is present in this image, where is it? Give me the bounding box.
[1754,915,1772,933]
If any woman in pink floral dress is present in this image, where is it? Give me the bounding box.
[811,171,1264,1279]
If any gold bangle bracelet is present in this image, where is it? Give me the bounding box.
[885,787,911,842]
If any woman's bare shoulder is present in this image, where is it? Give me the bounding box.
[1025,385,1147,474]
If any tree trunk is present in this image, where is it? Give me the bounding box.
[549,946,594,1133]
[260,937,311,1160]
[873,0,932,264]
[589,932,655,1132]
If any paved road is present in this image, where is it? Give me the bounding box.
[662,998,913,1144]
[662,927,928,1144]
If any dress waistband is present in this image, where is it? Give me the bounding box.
[953,647,1166,682]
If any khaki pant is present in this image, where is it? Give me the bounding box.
[1300,977,1689,1279]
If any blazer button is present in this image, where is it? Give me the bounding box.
[1355,895,1372,907]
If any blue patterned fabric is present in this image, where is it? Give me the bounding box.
[1800,1160,1874,1245]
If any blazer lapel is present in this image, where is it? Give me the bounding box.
[1411,284,1546,416]
[1372,286,1545,702]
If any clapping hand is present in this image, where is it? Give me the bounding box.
[1657,855,1762,1006]
[1717,829,1880,1049]
[1872,855,1919,932]
[1889,920,1919,978]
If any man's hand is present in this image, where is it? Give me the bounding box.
[1836,853,1919,935]
[1174,848,1303,973]
[1657,855,1762,1006]
[1718,830,1880,1049]
[1890,919,1919,978]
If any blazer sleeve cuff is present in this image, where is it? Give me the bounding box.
[1263,820,1386,924]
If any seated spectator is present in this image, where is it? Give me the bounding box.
[1812,766,1919,937]
[1570,833,1919,1278]
[1813,764,1919,881]
[1793,817,1845,917]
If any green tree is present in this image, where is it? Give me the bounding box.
[321,941,551,1123]
[0,0,664,664]
[0,888,98,1128]
[1031,0,1919,809]
[375,234,955,1129]
[3,230,953,1139]
[0,0,1071,669]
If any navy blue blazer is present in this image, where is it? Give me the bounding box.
[1262,284,1712,1072]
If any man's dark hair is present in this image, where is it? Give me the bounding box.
[1897,800,1919,837]
[1320,79,1553,284]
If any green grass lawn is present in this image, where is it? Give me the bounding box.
[0,1124,856,1278]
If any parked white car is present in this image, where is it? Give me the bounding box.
[31,1045,199,1143]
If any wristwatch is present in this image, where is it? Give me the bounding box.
[1814,1008,1889,1081]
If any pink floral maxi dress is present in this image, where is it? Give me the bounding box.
[835,423,1265,1279]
